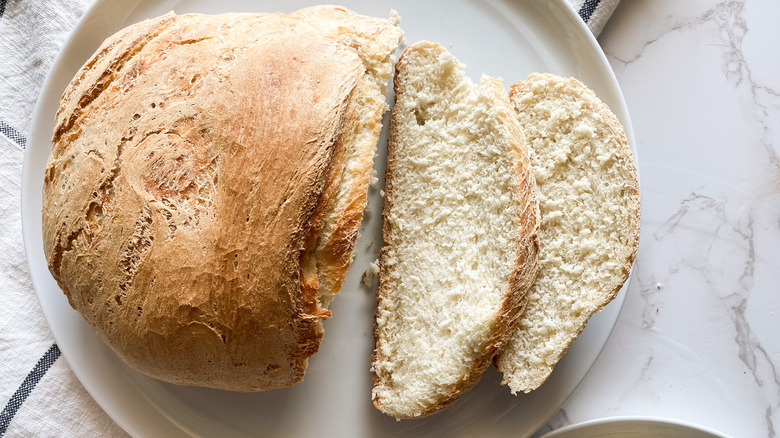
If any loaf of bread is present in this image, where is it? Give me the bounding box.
[496,73,640,393]
[42,7,402,392]
[372,42,540,418]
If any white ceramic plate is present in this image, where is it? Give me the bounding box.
[540,416,734,438]
[22,0,636,437]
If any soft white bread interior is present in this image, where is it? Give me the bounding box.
[372,41,539,418]
[496,73,640,393]
[42,8,402,392]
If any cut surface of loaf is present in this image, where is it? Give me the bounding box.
[42,8,401,392]
[373,42,539,418]
[496,73,640,393]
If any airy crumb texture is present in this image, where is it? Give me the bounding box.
[372,42,539,418]
[496,73,640,394]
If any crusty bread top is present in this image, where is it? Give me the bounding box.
[42,9,401,392]
[496,73,640,393]
[291,5,402,95]
[372,42,539,418]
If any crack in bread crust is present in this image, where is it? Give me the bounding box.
[52,13,176,149]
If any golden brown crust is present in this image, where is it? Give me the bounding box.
[291,5,402,95]
[372,42,540,418]
[312,79,385,307]
[51,13,178,151]
[43,12,367,391]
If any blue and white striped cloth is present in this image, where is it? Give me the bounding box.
[0,0,618,436]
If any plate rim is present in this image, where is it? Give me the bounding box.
[539,416,734,438]
[21,0,637,436]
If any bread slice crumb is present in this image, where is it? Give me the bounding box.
[372,42,539,419]
[496,73,640,394]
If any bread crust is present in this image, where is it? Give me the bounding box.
[372,42,539,418]
[496,73,641,393]
[41,10,401,391]
[310,79,386,307]
[294,6,403,308]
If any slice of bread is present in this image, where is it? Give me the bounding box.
[372,42,539,418]
[496,73,640,394]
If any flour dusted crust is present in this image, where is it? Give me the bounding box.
[42,9,402,392]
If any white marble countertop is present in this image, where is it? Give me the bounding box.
[536,1,780,437]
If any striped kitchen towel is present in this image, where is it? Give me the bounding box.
[572,0,622,37]
[1,1,129,435]
[0,0,619,436]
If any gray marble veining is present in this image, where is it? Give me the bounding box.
[546,1,780,437]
